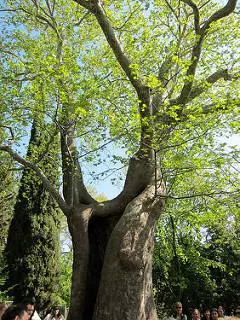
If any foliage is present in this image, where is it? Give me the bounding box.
[0,0,239,319]
[153,158,240,315]
[3,120,62,310]
[0,152,18,300]
[0,153,18,253]
[57,251,73,307]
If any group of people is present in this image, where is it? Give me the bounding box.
[0,301,64,320]
[1,300,240,320]
[167,302,240,320]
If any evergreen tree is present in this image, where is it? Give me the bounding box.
[0,153,17,300]
[0,154,17,255]
[4,119,62,310]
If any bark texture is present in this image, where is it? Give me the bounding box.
[93,184,165,320]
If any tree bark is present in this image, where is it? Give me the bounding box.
[65,178,165,320]
[93,183,165,320]
[84,214,121,319]
[67,206,92,320]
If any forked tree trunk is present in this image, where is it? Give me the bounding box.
[67,207,122,320]
[66,181,164,320]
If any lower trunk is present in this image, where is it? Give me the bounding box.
[67,207,91,320]
[93,185,164,319]
[67,184,164,320]
[67,209,121,320]
[84,215,120,319]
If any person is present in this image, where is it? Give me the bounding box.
[202,310,211,320]
[234,307,240,318]
[192,309,201,320]
[211,308,219,320]
[1,304,28,320]
[43,307,64,320]
[23,300,41,320]
[0,303,8,320]
[218,306,227,319]
[171,302,187,320]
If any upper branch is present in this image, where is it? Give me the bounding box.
[60,123,96,207]
[202,0,238,32]
[74,0,144,95]
[174,33,204,106]
[174,0,237,107]
[181,0,200,34]
[186,69,239,103]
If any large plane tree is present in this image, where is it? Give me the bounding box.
[0,0,239,319]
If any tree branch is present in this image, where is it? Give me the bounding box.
[74,1,154,201]
[174,34,205,105]
[164,0,179,21]
[173,0,237,107]
[0,145,71,215]
[181,0,200,34]
[186,69,239,102]
[202,0,238,32]
[163,189,239,200]
[73,0,90,10]
[201,99,240,114]
[74,0,144,94]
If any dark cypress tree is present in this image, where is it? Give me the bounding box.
[4,119,61,310]
[0,154,17,298]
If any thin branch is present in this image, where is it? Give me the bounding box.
[113,5,141,31]
[187,69,239,102]
[45,0,54,16]
[173,0,237,107]
[181,0,200,34]
[73,12,90,26]
[199,0,211,10]
[161,189,239,200]
[202,99,240,114]
[0,48,26,65]
[164,0,179,21]
[74,0,143,93]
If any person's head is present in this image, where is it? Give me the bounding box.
[192,309,200,320]
[0,303,8,319]
[204,310,211,320]
[211,308,218,320]
[51,307,60,318]
[22,300,35,320]
[175,302,183,315]
[1,304,28,320]
[235,308,240,318]
[218,306,224,318]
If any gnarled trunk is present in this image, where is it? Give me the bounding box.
[93,184,165,320]
[67,207,122,320]
[66,178,165,320]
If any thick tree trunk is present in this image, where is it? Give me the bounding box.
[67,207,122,320]
[93,184,165,320]
[67,207,92,320]
[66,181,164,320]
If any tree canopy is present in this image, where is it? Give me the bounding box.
[0,0,239,319]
